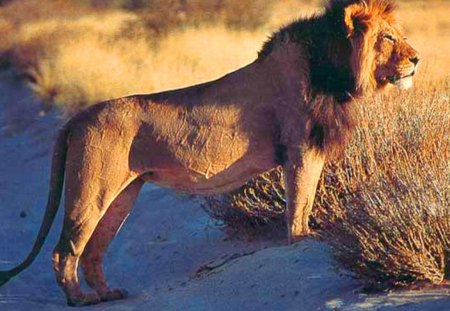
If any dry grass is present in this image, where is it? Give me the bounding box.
[0,1,151,111]
[319,85,450,290]
[82,0,275,31]
[23,34,154,112]
[148,26,263,91]
[203,169,286,235]
[0,0,265,112]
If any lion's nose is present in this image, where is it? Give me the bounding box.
[410,56,420,65]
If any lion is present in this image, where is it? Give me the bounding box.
[0,0,419,306]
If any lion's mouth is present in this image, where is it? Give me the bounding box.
[387,70,416,90]
[387,70,416,84]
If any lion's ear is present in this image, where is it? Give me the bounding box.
[344,3,370,36]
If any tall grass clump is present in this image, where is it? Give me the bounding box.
[321,86,450,290]
[203,169,286,234]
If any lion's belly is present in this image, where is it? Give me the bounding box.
[140,154,274,195]
[136,126,275,194]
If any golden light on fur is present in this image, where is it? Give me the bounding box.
[336,0,418,94]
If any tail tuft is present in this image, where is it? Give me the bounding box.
[0,271,11,287]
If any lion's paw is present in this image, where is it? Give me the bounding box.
[288,230,317,244]
[67,292,101,307]
[100,288,129,302]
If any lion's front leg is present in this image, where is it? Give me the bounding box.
[283,148,325,244]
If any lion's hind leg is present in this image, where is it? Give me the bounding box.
[80,178,144,302]
[52,157,136,306]
[52,203,104,306]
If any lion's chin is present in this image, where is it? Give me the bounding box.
[394,76,413,90]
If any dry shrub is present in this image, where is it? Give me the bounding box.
[325,167,450,290]
[203,169,286,234]
[216,0,273,30]
[0,0,89,64]
[0,0,88,25]
[319,86,450,290]
[147,25,264,91]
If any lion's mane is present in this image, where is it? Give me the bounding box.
[258,0,397,157]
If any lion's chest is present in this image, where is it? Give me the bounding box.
[175,125,251,176]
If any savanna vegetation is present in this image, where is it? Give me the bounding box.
[1,0,449,292]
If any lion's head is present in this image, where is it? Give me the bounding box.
[259,0,419,99]
[332,0,420,92]
[257,0,419,156]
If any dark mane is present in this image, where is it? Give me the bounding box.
[258,0,399,157]
[258,0,397,101]
[258,11,354,102]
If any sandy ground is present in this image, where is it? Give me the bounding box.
[0,71,449,310]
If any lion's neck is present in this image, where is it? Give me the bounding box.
[258,16,360,157]
[259,15,357,104]
[305,19,357,103]
[309,46,356,103]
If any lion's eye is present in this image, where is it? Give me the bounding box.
[382,34,396,43]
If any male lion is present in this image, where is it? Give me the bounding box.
[0,0,419,306]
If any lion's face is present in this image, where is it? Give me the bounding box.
[342,0,420,92]
[372,21,420,90]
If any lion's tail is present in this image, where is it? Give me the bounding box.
[0,126,69,287]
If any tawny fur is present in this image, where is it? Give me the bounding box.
[0,0,419,306]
